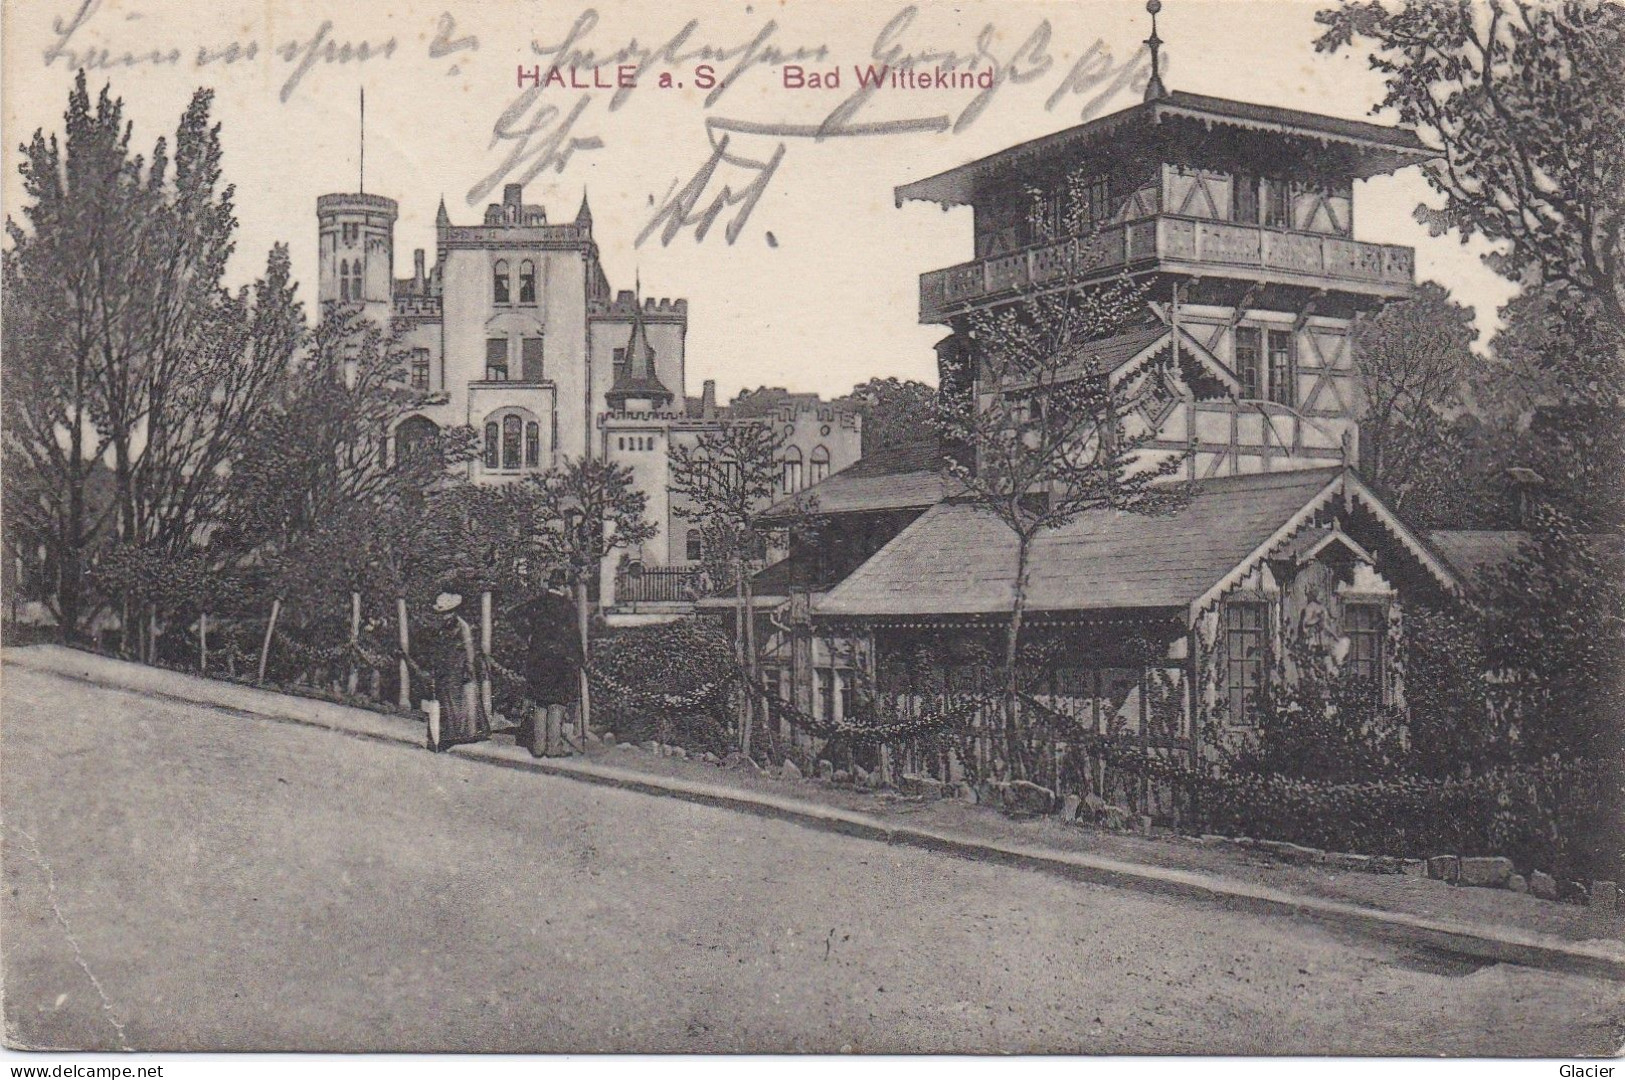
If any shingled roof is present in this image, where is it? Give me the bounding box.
[816,467,1458,621]
[898,90,1435,208]
[758,440,960,522]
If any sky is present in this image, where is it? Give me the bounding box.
[1,0,1518,402]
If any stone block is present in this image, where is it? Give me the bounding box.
[1458,856,1514,889]
[642,740,661,754]
[900,773,951,799]
[1003,780,1056,815]
[779,758,802,780]
[602,732,617,746]
[1589,880,1619,911]
[1400,859,1430,878]
[956,782,979,804]
[817,759,836,782]
[1427,855,1461,883]
[1507,873,1529,894]
[1060,794,1082,823]
[1529,869,1559,900]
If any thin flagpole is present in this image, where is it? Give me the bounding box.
[359,86,366,193]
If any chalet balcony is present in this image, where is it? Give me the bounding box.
[918,215,1415,322]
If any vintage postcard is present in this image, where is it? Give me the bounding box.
[2,0,1622,1060]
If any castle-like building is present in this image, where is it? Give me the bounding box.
[314,181,860,609]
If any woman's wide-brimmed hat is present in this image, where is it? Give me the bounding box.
[433,592,463,613]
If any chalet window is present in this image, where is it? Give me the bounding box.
[502,414,523,470]
[483,421,500,470]
[410,348,431,390]
[782,446,804,493]
[1267,329,1296,407]
[485,338,509,381]
[525,421,541,468]
[1224,602,1268,724]
[493,260,511,304]
[810,445,831,485]
[349,259,364,301]
[518,260,537,304]
[1232,172,1259,224]
[521,336,544,382]
[1262,177,1291,229]
[338,259,351,301]
[1084,173,1113,228]
[1345,603,1385,689]
[686,528,702,562]
[342,222,359,243]
[1234,327,1263,399]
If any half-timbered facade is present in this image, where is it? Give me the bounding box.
[762,75,1466,791]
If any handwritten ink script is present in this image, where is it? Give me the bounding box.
[33,0,1151,246]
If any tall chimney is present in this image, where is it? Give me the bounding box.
[503,183,523,209]
[701,380,717,421]
[413,249,425,291]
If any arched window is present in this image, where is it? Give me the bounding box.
[686,528,703,562]
[483,421,500,470]
[395,415,439,464]
[525,421,540,467]
[493,259,511,304]
[810,445,831,485]
[502,414,523,470]
[338,259,351,302]
[519,260,537,304]
[782,446,804,494]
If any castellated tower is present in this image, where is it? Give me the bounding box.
[316,192,398,320]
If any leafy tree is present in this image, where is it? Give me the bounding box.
[668,420,785,755]
[1316,0,1625,402]
[3,73,146,637]
[835,377,939,455]
[523,456,658,730]
[938,259,1185,779]
[1350,281,1478,516]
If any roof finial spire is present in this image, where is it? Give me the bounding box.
[1144,0,1169,102]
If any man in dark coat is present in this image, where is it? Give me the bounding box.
[512,584,583,757]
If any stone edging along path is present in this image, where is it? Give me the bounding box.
[8,644,1625,983]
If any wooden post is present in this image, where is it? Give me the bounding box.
[199,612,209,674]
[347,591,362,696]
[396,597,411,709]
[258,598,281,685]
[479,590,493,719]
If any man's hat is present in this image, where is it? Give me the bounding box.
[433,592,463,614]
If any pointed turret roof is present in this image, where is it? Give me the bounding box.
[576,191,593,229]
[436,196,450,228]
[605,287,674,409]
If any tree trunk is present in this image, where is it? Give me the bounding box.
[396,597,412,708]
[346,591,362,696]
[575,578,592,736]
[199,611,209,674]
[734,558,751,758]
[479,590,493,720]
[258,598,282,685]
[743,557,762,758]
[1003,535,1033,781]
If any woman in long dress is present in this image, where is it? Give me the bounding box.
[426,592,490,751]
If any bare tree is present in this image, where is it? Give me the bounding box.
[669,420,785,756]
[940,266,1185,778]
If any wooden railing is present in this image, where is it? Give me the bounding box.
[919,215,1415,321]
[616,566,705,604]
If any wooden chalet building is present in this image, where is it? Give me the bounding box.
[752,55,1477,791]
